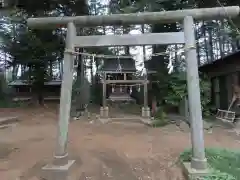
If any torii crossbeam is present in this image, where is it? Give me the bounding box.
[28,6,239,27]
[27,6,240,180]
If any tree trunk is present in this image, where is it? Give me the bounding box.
[59,60,63,79]
[219,20,225,58]
[49,61,53,79]
[208,26,214,61]
[38,93,44,105]
[202,22,209,63]
[123,25,130,54]
[195,25,201,65]
[90,57,94,84]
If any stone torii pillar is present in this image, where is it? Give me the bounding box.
[41,22,76,180]
[100,72,109,122]
[55,22,76,160]
[183,16,207,171]
[142,74,150,119]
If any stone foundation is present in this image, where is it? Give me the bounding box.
[99,106,111,123]
[41,160,75,180]
[181,162,210,180]
[100,106,109,118]
[141,107,150,118]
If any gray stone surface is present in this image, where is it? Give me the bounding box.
[55,22,76,157]
[41,160,75,180]
[140,118,152,125]
[98,117,112,124]
[167,114,212,130]
[182,162,210,180]
[27,7,240,28]
[0,116,19,125]
[203,121,213,130]
[74,32,185,47]
[184,16,206,169]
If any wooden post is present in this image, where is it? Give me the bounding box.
[184,16,207,170]
[184,96,189,121]
[124,73,127,80]
[142,74,150,118]
[102,73,106,107]
[143,75,148,108]
[55,22,76,162]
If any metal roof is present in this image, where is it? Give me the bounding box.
[199,50,240,72]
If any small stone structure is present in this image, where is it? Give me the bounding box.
[98,57,151,122]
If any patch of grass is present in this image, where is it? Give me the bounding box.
[119,103,142,115]
[152,108,170,127]
[0,99,26,108]
[179,148,240,180]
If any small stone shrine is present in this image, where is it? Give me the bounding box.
[99,56,151,122]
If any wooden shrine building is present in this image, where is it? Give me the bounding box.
[199,50,240,110]
[99,56,151,121]
[8,79,61,101]
[100,57,136,102]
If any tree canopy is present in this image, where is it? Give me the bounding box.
[0,0,239,113]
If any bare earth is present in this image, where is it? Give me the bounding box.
[0,106,240,180]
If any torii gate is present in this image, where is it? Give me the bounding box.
[27,6,240,179]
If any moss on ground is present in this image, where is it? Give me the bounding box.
[180,148,240,180]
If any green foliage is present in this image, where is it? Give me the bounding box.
[152,108,169,127]
[90,75,103,105]
[71,77,90,109]
[180,148,240,180]
[14,0,89,16]
[0,99,24,108]
[118,103,142,115]
[1,22,63,104]
[164,72,187,106]
[0,73,8,100]
[0,73,23,108]
[0,0,89,105]
[199,75,213,117]
[164,72,212,117]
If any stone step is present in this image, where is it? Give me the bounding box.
[102,117,152,126]
[0,116,19,126]
[0,123,17,129]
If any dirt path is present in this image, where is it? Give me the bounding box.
[0,107,240,180]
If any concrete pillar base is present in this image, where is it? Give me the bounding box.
[98,117,111,124]
[99,106,111,124]
[142,107,150,118]
[191,157,207,170]
[41,160,75,180]
[52,153,69,165]
[181,162,209,180]
[100,106,109,118]
[140,118,152,125]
